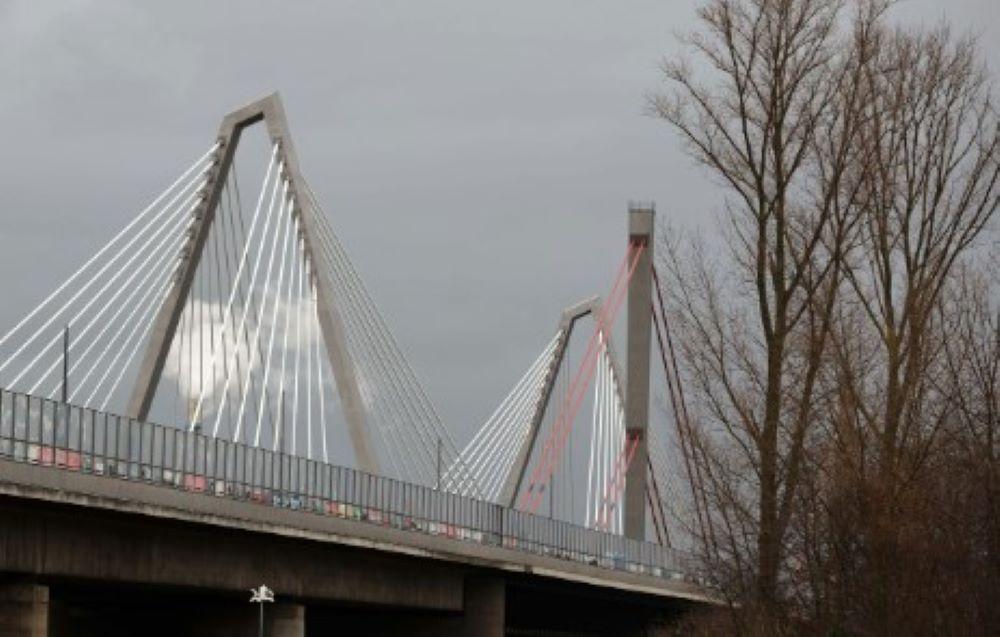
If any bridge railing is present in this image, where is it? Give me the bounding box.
[0,388,697,582]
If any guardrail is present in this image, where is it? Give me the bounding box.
[0,388,696,582]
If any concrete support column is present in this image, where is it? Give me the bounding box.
[460,576,505,637]
[0,583,49,636]
[268,603,305,637]
[624,205,654,541]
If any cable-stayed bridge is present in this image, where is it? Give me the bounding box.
[0,94,710,635]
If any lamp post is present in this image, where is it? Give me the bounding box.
[436,437,442,490]
[249,584,274,637]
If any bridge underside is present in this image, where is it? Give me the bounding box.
[0,467,702,635]
[1,575,690,636]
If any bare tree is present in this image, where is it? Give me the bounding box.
[827,21,1000,631]
[650,0,873,625]
[935,271,1000,632]
[651,0,1000,631]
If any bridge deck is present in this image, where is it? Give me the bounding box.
[0,387,709,604]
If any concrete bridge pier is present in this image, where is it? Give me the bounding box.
[0,582,49,636]
[457,576,505,636]
[267,602,305,637]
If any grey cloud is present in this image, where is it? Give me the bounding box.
[0,0,994,445]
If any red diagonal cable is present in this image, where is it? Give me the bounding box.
[540,243,643,484]
[595,435,632,530]
[528,242,643,512]
[518,249,632,510]
[595,431,640,530]
[520,241,645,513]
[520,246,636,512]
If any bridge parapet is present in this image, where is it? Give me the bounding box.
[0,387,701,587]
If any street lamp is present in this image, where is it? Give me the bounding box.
[250,584,274,637]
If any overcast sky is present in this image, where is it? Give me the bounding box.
[0,0,995,445]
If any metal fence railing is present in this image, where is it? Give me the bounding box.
[0,387,696,582]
